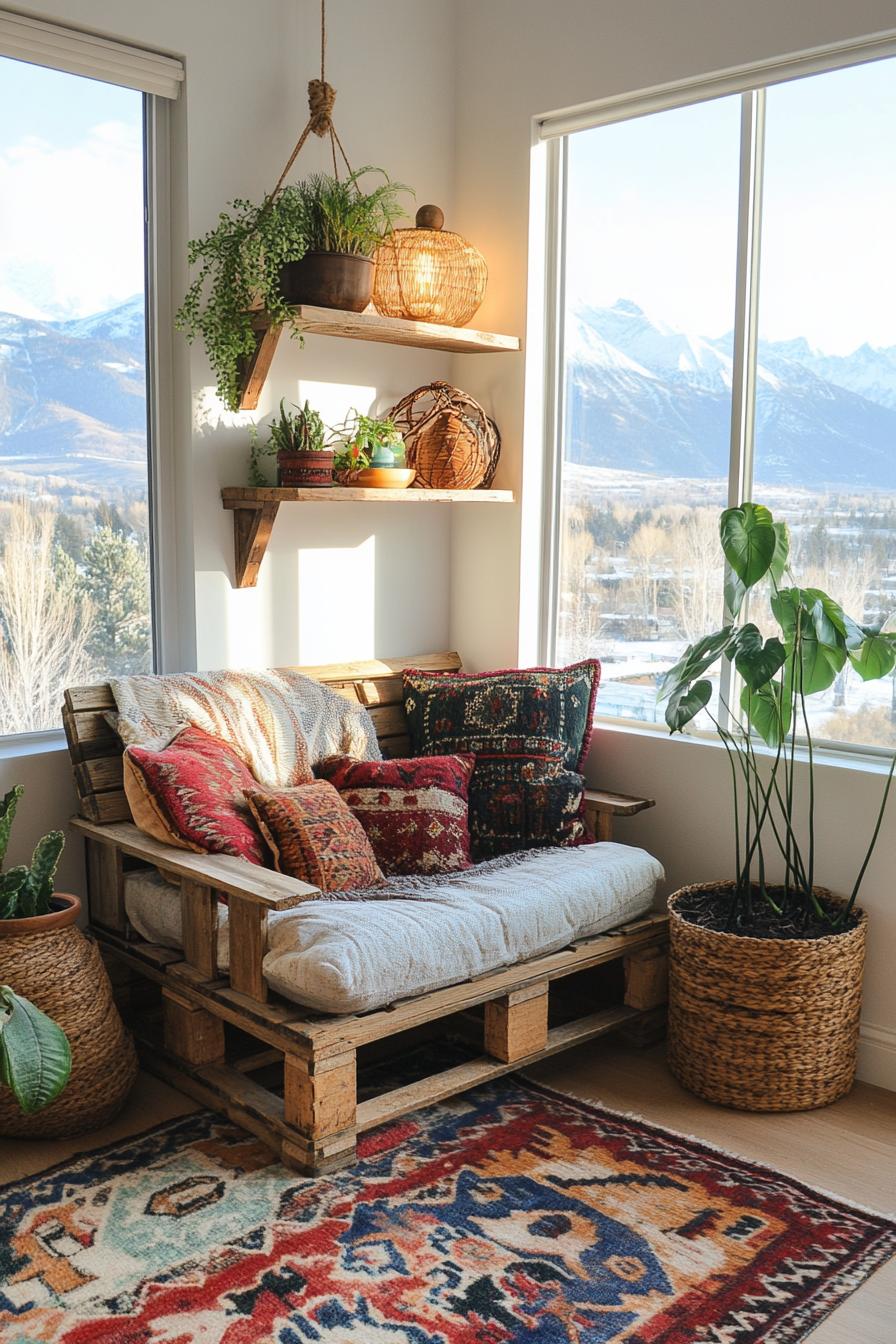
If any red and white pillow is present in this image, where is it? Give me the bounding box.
[123,725,264,865]
[316,754,475,875]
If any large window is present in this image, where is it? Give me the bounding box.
[549,51,896,751]
[0,55,153,735]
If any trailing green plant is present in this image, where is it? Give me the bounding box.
[0,786,65,920]
[658,502,896,932]
[176,167,412,412]
[332,410,404,474]
[248,399,328,484]
[0,985,71,1113]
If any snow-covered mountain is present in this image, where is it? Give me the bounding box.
[566,301,896,487]
[0,295,146,492]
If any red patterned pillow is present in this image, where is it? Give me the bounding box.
[316,754,475,875]
[244,781,383,891]
[123,725,264,864]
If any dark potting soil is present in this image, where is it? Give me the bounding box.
[674,886,861,941]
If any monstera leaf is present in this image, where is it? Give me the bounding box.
[0,986,71,1114]
[741,678,793,748]
[658,628,734,702]
[848,630,896,682]
[664,679,712,733]
[720,504,777,591]
[731,624,787,692]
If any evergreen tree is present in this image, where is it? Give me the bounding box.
[78,526,152,675]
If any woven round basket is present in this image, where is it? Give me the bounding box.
[387,382,500,490]
[667,883,866,1112]
[0,895,137,1137]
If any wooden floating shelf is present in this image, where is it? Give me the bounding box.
[222,485,515,588]
[239,305,521,410]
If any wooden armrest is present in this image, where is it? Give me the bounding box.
[583,790,655,817]
[70,818,321,911]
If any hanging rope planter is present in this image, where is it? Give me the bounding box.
[175,0,410,410]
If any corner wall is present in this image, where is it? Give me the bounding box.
[450,0,896,1088]
[1,0,457,889]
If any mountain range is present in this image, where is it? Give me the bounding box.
[0,295,146,494]
[566,300,896,488]
[1,292,894,495]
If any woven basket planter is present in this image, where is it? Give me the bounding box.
[667,883,866,1112]
[0,895,137,1137]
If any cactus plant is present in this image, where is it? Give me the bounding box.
[0,786,65,920]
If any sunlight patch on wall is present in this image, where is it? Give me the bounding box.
[298,535,375,663]
[297,380,377,433]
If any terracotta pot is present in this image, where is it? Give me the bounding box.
[279,252,374,311]
[277,449,334,488]
[667,883,866,1112]
[0,893,137,1137]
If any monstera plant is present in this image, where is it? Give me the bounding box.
[658,503,895,1113]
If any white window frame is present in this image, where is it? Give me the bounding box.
[0,18,182,747]
[535,28,896,762]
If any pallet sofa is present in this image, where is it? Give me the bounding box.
[63,651,668,1174]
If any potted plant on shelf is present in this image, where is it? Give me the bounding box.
[332,410,413,489]
[176,167,411,412]
[250,398,332,488]
[0,786,137,1137]
[659,503,895,1112]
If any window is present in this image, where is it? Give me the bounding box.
[0,55,152,735]
[546,47,896,752]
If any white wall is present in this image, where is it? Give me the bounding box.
[450,0,896,1088]
[1,0,457,892]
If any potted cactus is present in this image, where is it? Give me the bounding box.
[250,398,333,488]
[0,786,137,1136]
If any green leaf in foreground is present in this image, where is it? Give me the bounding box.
[0,986,71,1114]
[720,502,777,589]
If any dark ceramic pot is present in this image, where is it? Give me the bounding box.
[279,252,373,312]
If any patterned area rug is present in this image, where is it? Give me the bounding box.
[1,1079,893,1343]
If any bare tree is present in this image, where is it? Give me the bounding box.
[668,508,723,643]
[557,506,605,661]
[0,503,97,735]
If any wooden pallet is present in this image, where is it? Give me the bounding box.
[63,651,663,1174]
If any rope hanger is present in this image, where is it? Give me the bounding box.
[270,0,354,198]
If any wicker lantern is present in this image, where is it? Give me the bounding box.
[373,205,487,327]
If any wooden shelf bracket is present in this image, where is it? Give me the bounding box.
[231,499,280,588]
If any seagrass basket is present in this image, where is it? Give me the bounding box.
[0,895,137,1137]
[387,382,500,490]
[667,883,866,1112]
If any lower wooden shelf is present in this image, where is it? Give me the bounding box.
[221,485,515,588]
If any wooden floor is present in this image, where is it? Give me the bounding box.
[2,1042,893,1343]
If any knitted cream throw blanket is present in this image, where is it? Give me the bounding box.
[108,668,381,787]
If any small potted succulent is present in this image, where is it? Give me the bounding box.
[177,167,411,411]
[333,410,412,488]
[250,398,332,488]
[0,785,137,1136]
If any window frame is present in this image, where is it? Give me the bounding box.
[0,59,177,748]
[536,29,896,760]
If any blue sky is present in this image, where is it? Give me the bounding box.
[0,56,144,320]
[566,55,896,355]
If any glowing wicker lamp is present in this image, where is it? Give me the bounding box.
[372,204,487,326]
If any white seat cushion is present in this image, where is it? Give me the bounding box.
[124,842,664,1015]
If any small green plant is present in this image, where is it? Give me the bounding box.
[332,410,405,474]
[0,985,71,1113]
[0,786,65,920]
[248,399,328,484]
[176,167,412,412]
[659,502,896,932]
